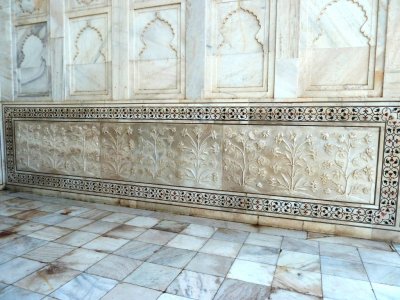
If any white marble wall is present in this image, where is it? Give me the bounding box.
[0,0,399,101]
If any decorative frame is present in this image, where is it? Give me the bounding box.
[4,104,399,228]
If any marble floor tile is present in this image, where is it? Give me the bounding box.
[185,253,234,277]
[166,270,223,300]
[277,251,320,272]
[0,216,26,226]
[102,283,161,300]
[38,204,67,213]
[181,224,216,238]
[212,228,249,243]
[124,262,180,291]
[272,266,322,297]
[13,210,49,221]
[51,273,117,300]
[245,232,283,249]
[0,206,25,217]
[0,230,19,246]
[56,217,94,230]
[319,242,361,262]
[32,213,71,226]
[136,229,177,245]
[82,236,129,253]
[321,256,367,281]
[55,230,99,247]
[394,244,400,253]
[167,234,207,251]
[214,278,270,300]
[146,246,196,268]
[372,283,400,300]
[237,244,280,265]
[199,239,242,258]
[0,224,12,231]
[3,198,44,210]
[269,289,321,300]
[77,209,111,220]
[0,286,43,300]
[364,263,400,286]
[126,216,160,228]
[7,222,46,235]
[258,227,307,239]
[100,213,135,223]
[0,283,6,291]
[281,237,319,255]
[15,263,80,295]
[158,294,192,300]
[28,226,71,241]
[80,221,120,235]
[104,224,146,240]
[0,257,45,284]
[23,242,75,263]
[57,248,107,271]
[114,240,162,260]
[359,248,400,267]
[227,259,275,286]
[0,235,47,255]
[55,206,91,217]
[153,220,189,233]
[87,254,142,281]
[322,274,375,300]
[310,236,392,251]
[0,252,15,264]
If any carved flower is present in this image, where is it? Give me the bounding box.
[338,134,346,143]
[320,173,329,185]
[324,144,334,154]
[211,143,220,153]
[102,126,109,135]
[305,135,313,146]
[336,185,345,194]
[248,131,256,140]
[322,161,333,169]
[364,133,372,144]
[275,133,284,145]
[362,187,370,194]
[290,132,297,142]
[115,126,123,135]
[365,147,374,160]
[127,126,133,135]
[272,163,281,174]
[309,180,318,192]
[167,136,174,145]
[181,128,188,137]
[225,128,233,138]
[257,157,266,165]
[273,147,281,157]
[193,127,202,137]
[224,140,232,151]
[321,132,329,140]
[138,127,143,134]
[262,130,270,138]
[178,141,185,151]
[269,177,278,186]
[211,130,218,140]
[256,182,263,188]
[363,166,374,182]
[305,166,313,176]
[129,140,135,150]
[349,132,357,140]
[257,140,266,149]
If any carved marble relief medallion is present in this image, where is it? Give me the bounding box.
[206,0,275,98]
[15,22,50,97]
[14,0,48,18]
[131,2,185,98]
[299,0,387,97]
[68,14,110,97]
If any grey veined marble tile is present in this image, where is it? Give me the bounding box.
[0,257,45,284]
[278,250,320,273]
[167,270,223,300]
[322,274,375,300]
[0,285,43,300]
[102,283,161,300]
[214,279,270,300]
[56,248,107,271]
[186,253,234,277]
[146,246,196,268]
[114,240,162,261]
[51,273,117,300]
[0,235,47,256]
[237,244,280,265]
[181,224,216,238]
[23,242,75,263]
[227,259,275,286]
[124,262,181,291]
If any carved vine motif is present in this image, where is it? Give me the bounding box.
[101,125,134,179]
[218,0,264,52]
[223,127,270,187]
[139,12,177,59]
[66,125,100,176]
[321,132,375,200]
[16,123,41,171]
[313,0,371,45]
[73,21,106,63]
[41,124,68,171]
[137,126,176,181]
[269,132,316,194]
[178,126,220,185]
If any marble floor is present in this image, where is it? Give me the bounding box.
[0,191,399,300]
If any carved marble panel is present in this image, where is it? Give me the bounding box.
[67,14,110,97]
[15,22,50,97]
[299,0,387,97]
[206,0,275,98]
[131,2,185,98]
[14,119,381,205]
[14,0,48,18]
[67,0,109,11]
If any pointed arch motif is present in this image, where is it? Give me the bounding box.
[73,21,106,63]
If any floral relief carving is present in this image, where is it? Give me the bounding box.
[40,124,68,172]
[223,127,270,189]
[16,0,46,16]
[320,132,376,201]
[269,132,317,194]
[177,126,220,187]
[137,126,176,182]
[16,122,42,171]
[101,125,135,179]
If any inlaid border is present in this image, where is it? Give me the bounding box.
[4,104,400,227]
